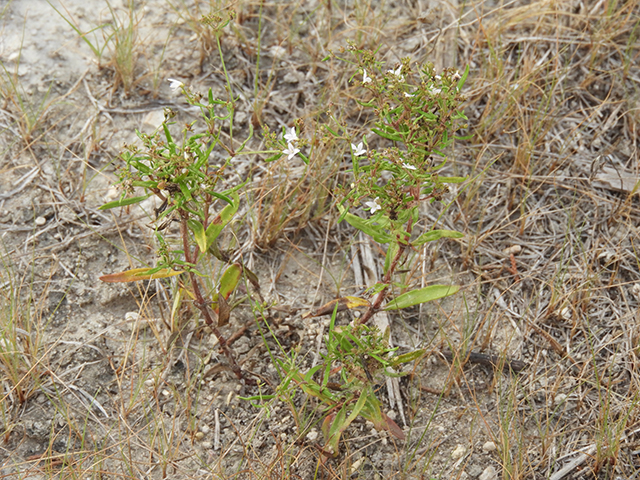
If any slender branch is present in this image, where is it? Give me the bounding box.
[356,215,414,326]
[179,210,244,381]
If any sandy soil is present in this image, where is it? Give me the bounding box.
[1,1,640,479]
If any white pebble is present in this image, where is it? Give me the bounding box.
[451,444,467,459]
[35,216,46,226]
[482,441,496,453]
[479,466,497,480]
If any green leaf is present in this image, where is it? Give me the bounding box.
[457,64,470,91]
[177,179,193,201]
[391,349,426,366]
[264,152,283,162]
[162,123,176,155]
[413,229,463,246]
[372,127,402,142]
[205,192,239,251]
[384,285,459,310]
[187,220,207,253]
[337,205,392,244]
[384,242,399,275]
[99,194,151,210]
[438,176,467,184]
[218,263,242,300]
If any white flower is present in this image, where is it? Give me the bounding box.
[168,78,184,91]
[387,66,404,82]
[284,126,298,142]
[351,142,366,157]
[452,70,461,80]
[282,142,300,160]
[364,198,381,214]
[402,162,417,170]
[362,69,372,84]
[404,92,414,98]
[428,86,442,95]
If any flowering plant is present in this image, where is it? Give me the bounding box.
[290,49,469,456]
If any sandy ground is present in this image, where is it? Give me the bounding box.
[1,0,640,479]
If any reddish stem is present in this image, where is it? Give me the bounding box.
[179,210,244,381]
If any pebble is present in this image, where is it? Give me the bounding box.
[451,444,467,459]
[306,430,318,442]
[35,216,46,226]
[479,465,497,480]
[482,441,496,453]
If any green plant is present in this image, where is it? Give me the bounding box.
[98,15,269,381]
[50,0,142,92]
[247,48,469,457]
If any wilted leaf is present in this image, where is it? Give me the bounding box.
[303,296,371,318]
[219,264,242,300]
[187,219,207,252]
[99,267,183,283]
[217,294,231,327]
[384,285,459,310]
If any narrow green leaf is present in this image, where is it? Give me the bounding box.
[372,127,402,142]
[337,205,392,244]
[384,285,460,310]
[457,64,470,91]
[438,176,467,184]
[413,229,463,246]
[384,241,399,274]
[177,180,193,201]
[99,194,151,210]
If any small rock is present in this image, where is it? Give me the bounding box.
[554,393,567,404]
[482,441,496,453]
[201,425,210,434]
[350,457,363,473]
[35,216,46,226]
[306,430,318,442]
[451,444,467,459]
[479,466,497,480]
[194,431,204,441]
[503,245,521,255]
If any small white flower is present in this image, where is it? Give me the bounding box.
[452,70,461,80]
[284,126,298,142]
[364,197,381,214]
[362,69,372,84]
[387,66,404,82]
[351,142,366,157]
[402,162,417,170]
[428,86,442,95]
[404,92,415,98]
[168,78,184,91]
[282,142,300,160]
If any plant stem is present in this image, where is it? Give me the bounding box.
[179,210,244,381]
[356,242,406,325]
